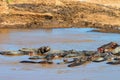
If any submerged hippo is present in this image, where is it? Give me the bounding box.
[82,50,97,56]
[112,47,120,55]
[67,57,87,67]
[107,60,120,65]
[20,60,53,64]
[19,48,37,55]
[92,57,106,62]
[29,56,45,60]
[67,60,86,67]
[0,51,23,55]
[97,42,118,53]
[37,46,51,54]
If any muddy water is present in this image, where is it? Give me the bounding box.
[0,28,120,80]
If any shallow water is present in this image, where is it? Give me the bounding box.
[0,28,120,80]
[0,28,120,51]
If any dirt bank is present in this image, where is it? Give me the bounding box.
[0,0,120,33]
[85,0,120,8]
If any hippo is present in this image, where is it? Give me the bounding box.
[97,42,118,53]
[67,57,87,67]
[114,57,120,60]
[0,51,24,55]
[57,58,75,64]
[37,46,51,55]
[20,61,38,63]
[67,60,86,67]
[107,60,120,65]
[29,56,45,60]
[82,50,97,56]
[92,57,106,62]
[45,53,63,60]
[64,53,78,58]
[112,47,120,55]
[20,60,53,64]
[38,60,53,64]
[19,48,37,55]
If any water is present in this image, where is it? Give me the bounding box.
[0,28,120,51]
[0,28,120,80]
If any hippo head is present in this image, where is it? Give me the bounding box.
[45,46,51,52]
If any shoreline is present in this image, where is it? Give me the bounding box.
[0,0,120,33]
[0,21,120,33]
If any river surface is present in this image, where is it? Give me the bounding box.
[0,28,120,80]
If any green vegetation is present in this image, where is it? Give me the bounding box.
[8,0,13,3]
[3,0,13,4]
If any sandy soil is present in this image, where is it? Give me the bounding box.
[85,0,120,8]
[0,0,120,33]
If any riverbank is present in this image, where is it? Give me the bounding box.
[0,0,120,33]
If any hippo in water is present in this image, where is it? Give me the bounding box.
[20,60,53,64]
[0,51,24,55]
[37,46,51,55]
[67,56,88,67]
[107,59,120,65]
[97,42,118,53]
[19,48,37,55]
[92,57,106,62]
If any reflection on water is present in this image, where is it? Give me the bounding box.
[0,28,120,51]
[0,29,9,33]
[0,28,120,80]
